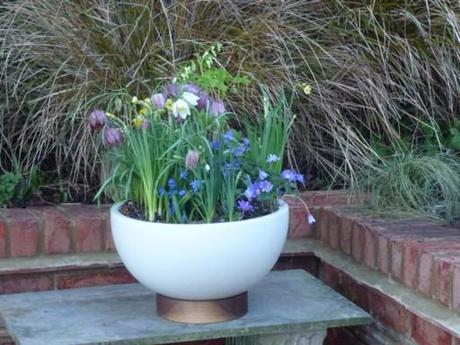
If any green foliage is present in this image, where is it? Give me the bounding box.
[0,173,20,207]
[0,0,459,194]
[178,44,251,98]
[358,153,460,222]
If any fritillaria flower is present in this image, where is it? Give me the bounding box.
[185,150,200,170]
[150,93,166,109]
[88,110,106,130]
[104,128,123,147]
[209,98,225,116]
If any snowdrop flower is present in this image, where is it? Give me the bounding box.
[205,164,211,172]
[172,99,191,120]
[181,92,200,107]
[307,212,316,224]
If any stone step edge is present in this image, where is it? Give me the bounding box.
[305,238,460,339]
[0,239,312,276]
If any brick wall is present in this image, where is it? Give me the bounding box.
[2,191,460,345]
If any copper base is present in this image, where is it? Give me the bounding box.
[156,292,248,324]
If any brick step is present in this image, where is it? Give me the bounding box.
[317,206,460,313]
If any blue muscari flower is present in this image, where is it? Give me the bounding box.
[281,169,297,182]
[179,189,186,197]
[242,137,250,147]
[232,144,247,157]
[266,154,280,163]
[210,139,221,150]
[236,199,255,213]
[190,179,202,192]
[223,130,234,143]
[180,170,188,180]
[159,186,166,197]
[168,178,177,190]
[281,169,305,184]
[258,169,268,180]
[244,181,262,200]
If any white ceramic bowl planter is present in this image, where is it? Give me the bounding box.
[110,201,289,323]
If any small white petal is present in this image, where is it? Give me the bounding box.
[307,213,316,225]
[205,164,211,172]
[182,92,200,107]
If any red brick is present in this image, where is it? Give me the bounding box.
[337,273,370,312]
[363,228,377,269]
[434,257,452,306]
[42,208,71,254]
[6,209,40,257]
[418,251,434,297]
[378,235,390,274]
[323,263,340,291]
[390,240,404,281]
[286,198,315,238]
[410,313,452,345]
[0,275,53,294]
[351,223,365,263]
[65,206,103,253]
[318,208,330,243]
[453,265,460,312]
[56,270,135,289]
[328,212,341,249]
[369,290,409,334]
[0,218,6,257]
[340,217,353,255]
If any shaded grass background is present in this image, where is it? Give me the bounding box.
[0,0,459,200]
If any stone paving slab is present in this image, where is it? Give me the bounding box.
[0,270,370,345]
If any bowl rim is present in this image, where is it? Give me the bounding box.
[111,199,289,228]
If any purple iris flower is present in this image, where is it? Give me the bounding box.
[150,93,166,109]
[236,200,255,213]
[190,179,202,192]
[88,109,106,130]
[209,98,225,116]
[103,128,123,147]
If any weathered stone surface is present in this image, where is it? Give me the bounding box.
[0,270,369,345]
[227,330,326,345]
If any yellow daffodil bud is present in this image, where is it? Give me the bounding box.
[133,116,144,129]
[165,99,174,111]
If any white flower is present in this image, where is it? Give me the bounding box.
[307,213,316,225]
[205,164,211,172]
[181,92,200,107]
[172,99,191,120]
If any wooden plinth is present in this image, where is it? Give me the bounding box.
[156,292,248,324]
